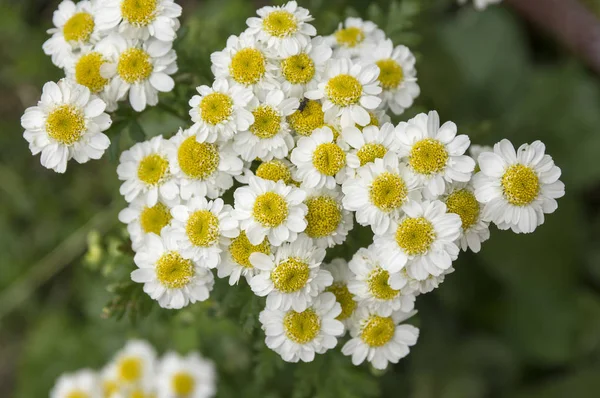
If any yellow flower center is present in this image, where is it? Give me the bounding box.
[409,138,449,175]
[262,10,298,38]
[271,257,310,293]
[361,315,395,347]
[186,210,220,247]
[229,48,266,86]
[66,391,89,398]
[304,195,342,238]
[140,202,172,234]
[445,189,480,230]
[103,380,119,398]
[325,74,362,107]
[376,59,404,90]
[395,217,436,256]
[156,251,194,289]
[326,283,356,320]
[63,12,95,42]
[284,309,320,344]
[253,192,288,227]
[357,143,387,166]
[121,0,157,26]
[172,372,195,396]
[288,100,324,136]
[199,92,233,125]
[177,136,220,180]
[137,154,169,185]
[368,267,399,300]
[118,356,142,382]
[501,164,540,206]
[369,172,408,212]
[129,389,149,398]
[250,105,281,139]
[312,143,346,176]
[256,160,293,185]
[45,105,85,145]
[228,231,271,268]
[281,53,315,85]
[75,52,108,93]
[117,48,153,84]
[335,26,364,48]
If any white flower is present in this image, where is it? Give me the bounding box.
[245,1,316,57]
[248,235,331,311]
[21,79,111,173]
[291,126,350,189]
[236,158,299,186]
[96,0,182,42]
[100,34,177,112]
[157,351,216,398]
[322,258,358,329]
[305,58,382,128]
[233,176,307,246]
[111,340,156,390]
[469,144,493,161]
[342,152,419,235]
[117,135,179,206]
[303,187,353,248]
[189,78,255,143]
[43,0,101,68]
[50,369,101,398]
[396,111,476,197]
[473,139,565,234]
[443,182,490,252]
[259,291,344,362]
[341,123,400,172]
[393,267,455,295]
[458,0,503,11]
[327,17,386,58]
[217,231,273,285]
[348,246,416,316]
[168,196,239,268]
[374,200,461,281]
[342,307,419,370]
[232,89,298,161]
[166,127,243,200]
[131,234,214,309]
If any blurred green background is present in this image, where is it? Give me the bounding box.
[2,0,600,396]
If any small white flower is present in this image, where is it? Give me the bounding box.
[393,267,455,295]
[50,369,101,398]
[473,139,565,233]
[236,158,299,186]
[249,235,331,311]
[342,306,419,370]
[157,351,216,398]
[327,17,386,58]
[189,78,255,143]
[443,182,490,252]
[131,234,214,309]
[21,79,111,173]
[341,123,400,172]
[322,258,358,330]
[458,0,503,11]
[117,135,179,206]
[259,291,344,363]
[233,176,307,246]
[396,111,476,197]
[303,187,353,248]
[111,340,157,390]
[217,231,273,285]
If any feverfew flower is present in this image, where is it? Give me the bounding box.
[323,258,357,329]
[111,340,156,390]
[303,187,353,248]
[328,17,386,58]
[342,123,400,172]
[21,79,111,173]
[157,352,216,398]
[278,37,332,98]
[396,267,455,295]
[474,139,565,233]
[259,292,344,362]
[50,369,100,398]
[217,231,272,285]
[443,183,490,252]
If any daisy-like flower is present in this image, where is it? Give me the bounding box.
[217,231,272,285]
[111,340,156,390]
[323,258,358,329]
[233,176,307,246]
[303,187,353,248]
[131,234,215,309]
[473,139,565,234]
[100,34,177,112]
[327,17,386,58]
[50,369,101,398]
[374,200,461,281]
[342,123,400,172]
[305,58,382,128]
[395,267,455,295]
[233,89,298,161]
[291,126,349,189]
[458,0,503,11]
[117,135,179,206]
[189,78,255,143]
[166,128,243,200]
[443,182,490,252]
[361,39,420,115]
[259,291,344,362]
[43,0,101,68]
[168,196,239,268]
[96,0,182,42]
[248,235,332,311]
[287,99,326,137]
[278,37,332,98]
[342,152,419,235]
[237,158,299,186]
[157,352,216,398]
[21,79,111,173]
[396,111,476,197]
[245,1,316,57]
[342,307,419,370]
[348,246,415,316]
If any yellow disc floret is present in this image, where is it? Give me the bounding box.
[312,143,346,176]
[137,154,169,185]
[284,309,320,344]
[172,372,195,396]
[288,100,325,136]
[262,10,298,38]
[250,105,281,139]
[186,210,220,247]
[325,74,362,107]
[361,315,395,347]
[121,0,157,26]
[367,267,399,300]
[271,257,310,293]
[118,356,142,382]
[66,391,89,398]
[445,189,480,230]
[326,283,356,320]
[155,251,194,289]
[501,164,540,206]
[140,202,172,234]
[376,59,404,90]
[200,92,233,125]
[117,48,153,84]
[45,105,86,145]
[357,143,387,166]
[177,137,220,180]
[256,160,294,185]
[253,192,288,227]
[229,48,266,86]
[395,217,436,256]
[304,195,342,238]
[409,138,449,175]
[369,172,408,212]
[63,12,95,42]
[228,231,271,268]
[281,53,315,85]
[335,27,364,48]
[75,52,108,93]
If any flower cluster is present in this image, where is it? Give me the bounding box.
[50,340,216,398]
[21,0,181,172]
